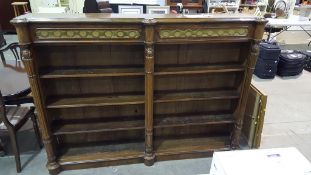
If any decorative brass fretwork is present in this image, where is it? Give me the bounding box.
[159,28,248,38]
[36,29,141,40]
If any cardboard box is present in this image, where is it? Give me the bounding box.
[210,147,311,175]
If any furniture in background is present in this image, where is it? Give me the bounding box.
[0,88,42,173]
[0,0,30,32]
[265,15,311,43]
[0,43,21,63]
[166,0,204,12]
[207,0,241,13]
[29,0,82,13]
[146,5,170,14]
[239,3,267,15]
[83,0,99,13]
[83,0,159,13]
[110,3,159,13]
[0,26,21,62]
[11,13,266,175]
[118,5,144,14]
[11,2,30,17]
[97,1,113,13]
[83,0,112,13]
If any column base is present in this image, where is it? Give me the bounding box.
[144,153,155,166]
[47,162,61,175]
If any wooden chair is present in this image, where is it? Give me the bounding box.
[0,88,42,173]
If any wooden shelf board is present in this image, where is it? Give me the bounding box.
[52,113,233,135]
[154,64,244,75]
[155,113,234,128]
[46,94,145,108]
[58,141,144,165]
[155,136,230,157]
[40,66,144,78]
[53,118,145,135]
[154,89,240,103]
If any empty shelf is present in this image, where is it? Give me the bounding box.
[40,66,144,78]
[155,64,244,75]
[46,94,145,108]
[154,89,240,103]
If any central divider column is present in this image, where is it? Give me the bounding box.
[143,18,156,166]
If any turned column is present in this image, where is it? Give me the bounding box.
[15,23,61,175]
[143,18,156,166]
[231,39,261,149]
[231,20,266,149]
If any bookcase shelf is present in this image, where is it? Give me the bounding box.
[52,113,234,135]
[46,94,145,109]
[154,64,244,75]
[53,118,145,135]
[155,135,231,159]
[40,66,144,78]
[58,141,145,167]
[154,89,240,103]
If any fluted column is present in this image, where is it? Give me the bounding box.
[21,46,61,175]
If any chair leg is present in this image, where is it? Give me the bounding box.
[8,129,21,173]
[0,52,5,63]
[10,46,20,60]
[31,113,43,149]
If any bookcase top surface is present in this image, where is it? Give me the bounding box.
[11,13,266,24]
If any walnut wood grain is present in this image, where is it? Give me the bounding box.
[155,64,244,75]
[154,89,240,103]
[40,66,144,78]
[52,113,234,135]
[46,94,145,108]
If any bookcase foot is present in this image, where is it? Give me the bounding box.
[47,162,61,175]
[144,154,155,166]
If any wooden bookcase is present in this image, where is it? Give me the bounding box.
[12,13,266,175]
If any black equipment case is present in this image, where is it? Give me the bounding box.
[254,42,281,79]
[299,51,311,72]
[277,51,306,77]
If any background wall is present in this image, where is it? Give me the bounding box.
[29,0,166,13]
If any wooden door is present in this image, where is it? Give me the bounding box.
[242,84,267,148]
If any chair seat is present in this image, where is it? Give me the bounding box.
[0,106,30,130]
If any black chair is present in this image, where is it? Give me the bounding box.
[0,28,6,47]
[0,28,21,62]
[0,43,21,62]
[0,88,42,173]
[83,0,100,13]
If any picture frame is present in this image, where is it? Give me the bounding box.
[118,5,143,14]
[146,6,170,14]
